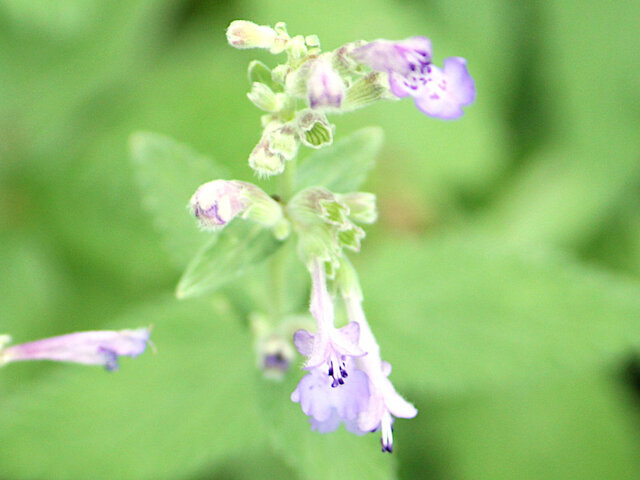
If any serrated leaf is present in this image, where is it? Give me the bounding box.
[130,131,230,269]
[176,220,282,299]
[296,127,383,193]
[359,233,640,393]
[255,373,397,480]
[0,297,267,480]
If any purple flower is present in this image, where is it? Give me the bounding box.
[307,59,345,109]
[190,180,248,230]
[352,37,475,120]
[291,360,370,434]
[0,328,151,371]
[294,259,365,387]
[344,294,417,453]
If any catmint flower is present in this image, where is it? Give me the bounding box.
[190,179,284,230]
[352,37,475,119]
[0,328,150,371]
[307,59,345,109]
[343,288,418,453]
[291,358,371,433]
[293,258,365,387]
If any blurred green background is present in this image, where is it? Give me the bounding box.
[1,0,639,479]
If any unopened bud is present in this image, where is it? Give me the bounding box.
[336,192,378,224]
[308,59,345,109]
[226,20,277,50]
[269,124,299,161]
[190,180,248,230]
[190,180,283,229]
[287,35,308,59]
[247,82,280,112]
[249,139,285,177]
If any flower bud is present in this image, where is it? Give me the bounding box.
[308,59,345,109]
[336,192,378,224]
[269,124,299,161]
[190,180,283,230]
[190,180,248,230]
[295,110,334,148]
[226,20,278,50]
[247,82,280,112]
[249,139,285,177]
[286,35,308,59]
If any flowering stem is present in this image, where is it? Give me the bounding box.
[269,159,297,319]
[281,157,297,202]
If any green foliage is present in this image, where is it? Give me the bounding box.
[360,233,640,393]
[2,1,640,479]
[176,220,283,299]
[130,132,230,269]
[295,127,383,193]
[0,297,267,480]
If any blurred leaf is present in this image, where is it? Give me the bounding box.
[256,373,397,480]
[359,233,640,393]
[176,220,282,299]
[130,131,230,269]
[0,296,267,480]
[295,127,383,193]
[480,1,640,248]
[397,375,640,480]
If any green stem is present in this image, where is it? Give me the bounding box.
[269,157,298,320]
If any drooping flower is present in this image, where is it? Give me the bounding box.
[352,37,475,120]
[293,258,365,387]
[0,328,151,371]
[343,292,418,452]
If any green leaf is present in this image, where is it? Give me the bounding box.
[359,233,640,393]
[255,373,397,480]
[295,127,383,193]
[176,220,282,299]
[397,375,640,480]
[130,131,230,269]
[248,60,281,91]
[0,296,268,480]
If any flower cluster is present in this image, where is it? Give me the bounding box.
[183,20,475,453]
[225,20,475,177]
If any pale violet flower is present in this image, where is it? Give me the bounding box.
[307,59,345,109]
[352,37,475,120]
[0,328,151,371]
[291,358,370,434]
[190,179,285,231]
[191,180,247,230]
[293,258,365,387]
[344,293,418,452]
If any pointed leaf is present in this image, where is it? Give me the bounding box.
[130,131,230,269]
[295,127,383,193]
[176,220,282,299]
